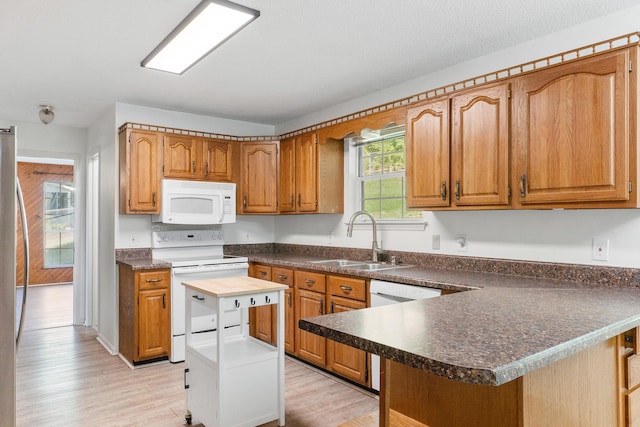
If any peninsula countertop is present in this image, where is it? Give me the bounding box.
[238,251,640,386]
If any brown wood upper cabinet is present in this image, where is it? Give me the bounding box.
[240,141,279,213]
[406,81,510,210]
[163,135,233,182]
[119,128,162,214]
[279,132,344,214]
[513,48,636,208]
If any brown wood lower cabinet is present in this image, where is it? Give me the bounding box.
[327,276,368,385]
[295,270,327,366]
[381,328,640,426]
[118,266,171,365]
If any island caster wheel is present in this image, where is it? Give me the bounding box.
[185,413,192,425]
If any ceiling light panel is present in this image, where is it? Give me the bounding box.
[141,0,259,75]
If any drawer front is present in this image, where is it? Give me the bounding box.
[328,275,366,301]
[272,267,294,286]
[628,354,640,390]
[295,270,326,293]
[222,291,280,311]
[137,269,170,291]
[252,264,272,281]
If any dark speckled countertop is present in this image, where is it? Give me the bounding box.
[115,245,640,386]
[240,250,640,386]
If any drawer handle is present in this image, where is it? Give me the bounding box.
[340,285,353,292]
[235,299,240,308]
[265,295,271,304]
[278,274,288,281]
[305,279,316,286]
[250,297,256,306]
[259,270,268,276]
[192,295,204,301]
[146,278,163,283]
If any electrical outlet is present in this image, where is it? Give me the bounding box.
[328,231,334,245]
[432,234,440,250]
[244,232,251,243]
[592,238,609,261]
[130,235,136,247]
[455,234,468,252]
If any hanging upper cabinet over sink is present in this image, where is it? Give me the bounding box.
[512,47,637,208]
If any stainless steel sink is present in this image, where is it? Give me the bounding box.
[348,262,414,271]
[310,259,368,267]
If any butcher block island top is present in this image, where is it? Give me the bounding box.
[182,276,288,296]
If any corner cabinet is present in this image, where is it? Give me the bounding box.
[118,266,171,365]
[119,128,162,214]
[279,132,344,214]
[513,47,637,208]
[240,141,279,214]
[406,81,510,210]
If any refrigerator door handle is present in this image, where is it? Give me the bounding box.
[15,178,29,348]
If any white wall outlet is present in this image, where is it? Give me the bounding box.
[592,238,609,261]
[244,232,251,243]
[432,234,440,250]
[455,234,468,252]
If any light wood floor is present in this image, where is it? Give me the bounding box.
[16,283,73,331]
[16,306,379,426]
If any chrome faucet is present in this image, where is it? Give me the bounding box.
[346,210,383,262]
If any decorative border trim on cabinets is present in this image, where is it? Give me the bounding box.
[120,32,639,142]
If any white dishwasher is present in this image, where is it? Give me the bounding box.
[369,279,441,391]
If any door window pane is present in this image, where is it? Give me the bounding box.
[44,182,74,268]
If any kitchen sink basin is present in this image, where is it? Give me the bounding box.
[310,259,368,267]
[349,262,414,271]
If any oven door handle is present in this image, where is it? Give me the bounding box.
[172,263,249,275]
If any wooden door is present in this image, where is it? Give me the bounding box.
[513,48,631,205]
[278,137,296,213]
[284,287,295,354]
[452,82,510,207]
[296,288,326,366]
[202,139,233,182]
[241,142,279,213]
[137,288,170,361]
[125,129,161,213]
[163,135,199,179]
[249,264,273,344]
[327,295,368,385]
[295,133,318,212]
[406,99,450,208]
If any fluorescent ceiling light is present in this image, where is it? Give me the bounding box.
[141,0,260,74]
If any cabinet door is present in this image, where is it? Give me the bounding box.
[202,139,233,182]
[241,142,279,213]
[122,129,161,213]
[278,137,296,213]
[295,133,318,212]
[406,99,451,208]
[513,49,631,205]
[249,265,273,344]
[163,134,199,178]
[296,288,326,367]
[284,287,295,354]
[327,295,368,385]
[138,288,170,361]
[452,83,510,207]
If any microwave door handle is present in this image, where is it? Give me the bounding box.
[217,193,224,223]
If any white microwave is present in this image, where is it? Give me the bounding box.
[152,179,236,225]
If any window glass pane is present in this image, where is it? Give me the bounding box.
[362,154,382,176]
[363,179,381,199]
[44,181,75,268]
[384,137,404,153]
[363,141,382,155]
[363,199,381,218]
[380,177,402,198]
[381,198,403,219]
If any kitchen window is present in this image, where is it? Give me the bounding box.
[355,127,421,221]
[44,181,75,268]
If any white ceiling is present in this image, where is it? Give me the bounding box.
[1,0,638,129]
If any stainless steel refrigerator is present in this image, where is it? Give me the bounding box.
[1,126,30,425]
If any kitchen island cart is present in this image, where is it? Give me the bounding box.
[182,276,287,427]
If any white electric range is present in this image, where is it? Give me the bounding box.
[151,230,249,362]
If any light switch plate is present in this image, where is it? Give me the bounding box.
[432,234,440,250]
